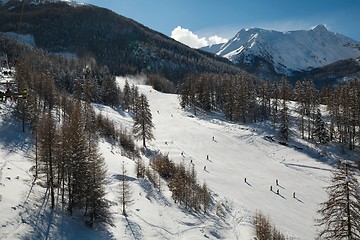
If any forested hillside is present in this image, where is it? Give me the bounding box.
[179,73,360,151]
[1,29,360,239]
[0,1,242,83]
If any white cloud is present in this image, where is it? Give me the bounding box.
[208,35,228,45]
[171,26,228,49]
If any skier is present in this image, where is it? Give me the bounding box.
[276,189,279,195]
[204,166,206,171]
[206,155,209,160]
[293,192,296,198]
[244,177,247,183]
[270,185,272,191]
[275,179,279,186]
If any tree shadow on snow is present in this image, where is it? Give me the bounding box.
[20,188,115,240]
[0,113,32,153]
[112,174,137,182]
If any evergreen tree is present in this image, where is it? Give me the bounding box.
[119,162,133,216]
[122,79,131,111]
[223,79,235,120]
[37,112,57,209]
[135,158,146,178]
[201,183,211,214]
[279,77,290,141]
[304,80,318,140]
[294,80,306,139]
[85,143,111,227]
[316,161,360,240]
[279,100,289,142]
[101,76,120,108]
[133,94,155,148]
[258,80,271,121]
[313,108,329,144]
[130,84,139,112]
[62,102,89,214]
[179,75,192,109]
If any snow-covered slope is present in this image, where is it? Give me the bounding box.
[201,25,360,75]
[1,75,358,239]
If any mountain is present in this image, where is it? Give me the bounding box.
[293,56,360,88]
[0,1,242,83]
[201,25,360,77]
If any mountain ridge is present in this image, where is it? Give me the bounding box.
[201,25,360,76]
[0,1,243,83]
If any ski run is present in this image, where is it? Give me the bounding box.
[0,74,359,240]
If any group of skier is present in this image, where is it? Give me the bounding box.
[177,136,299,201]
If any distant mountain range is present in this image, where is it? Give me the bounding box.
[0,0,359,87]
[201,25,360,81]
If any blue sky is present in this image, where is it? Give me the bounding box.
[84,0,360,48]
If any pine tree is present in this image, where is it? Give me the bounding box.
[223,79,235,121]
[85,143,111,227]
[271,81,279,131]
[201,183,211,214]
[133,94,155,148]
[119,162,133,216]
[122,79,131,111]
[135,158,146,178]
[279,101,289,142]
[294,80,306,139]
[313,108,329,144]
[304,80,318,140]
[130,84,139,112]
[62,102,89,214]
[316,161,360,239]
[37,112,57,209]
[101,76,120,108]
[279,77,290,141]
[179,75,192,109]
[258,80,271,121]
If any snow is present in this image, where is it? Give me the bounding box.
[0,74,358,239]
[201,25,360,75]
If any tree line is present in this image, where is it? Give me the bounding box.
[179,72,360,149]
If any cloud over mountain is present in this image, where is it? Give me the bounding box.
[171,26,227,49]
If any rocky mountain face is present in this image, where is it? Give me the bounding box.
[201,25,360,85]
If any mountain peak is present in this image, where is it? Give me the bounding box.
[312,24,328,32]
[201,25,360,76]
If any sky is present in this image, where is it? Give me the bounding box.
[83,0,360,48]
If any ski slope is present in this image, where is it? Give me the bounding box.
[1,75,355,239]
[130,77,333,239]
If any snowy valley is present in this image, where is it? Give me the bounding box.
[1,75,358,239]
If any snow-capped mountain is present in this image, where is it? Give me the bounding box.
[201,25,360,75]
